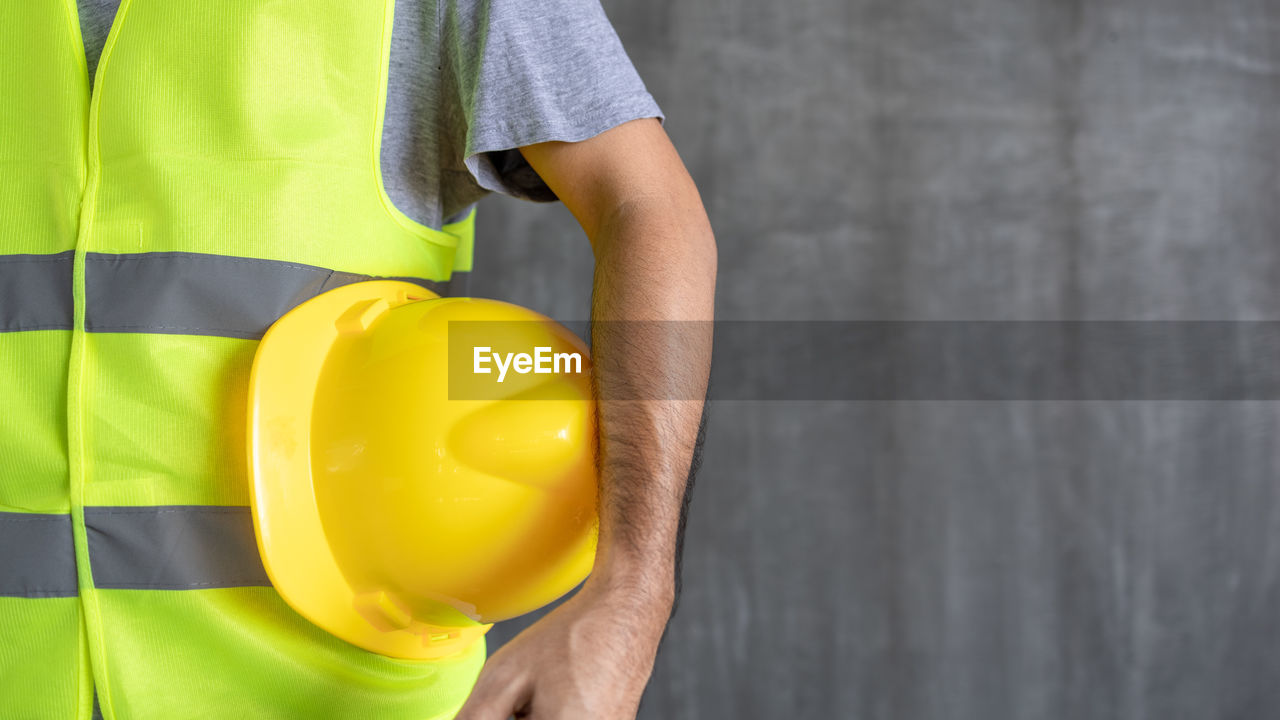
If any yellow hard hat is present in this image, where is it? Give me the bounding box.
[247,280,598,660]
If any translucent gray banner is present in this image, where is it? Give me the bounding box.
[448,321,1280,400]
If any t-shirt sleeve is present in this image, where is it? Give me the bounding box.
[441,0,663,203]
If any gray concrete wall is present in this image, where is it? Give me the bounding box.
[478,2,1280,718]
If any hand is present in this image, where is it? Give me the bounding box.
[454,572,673,720]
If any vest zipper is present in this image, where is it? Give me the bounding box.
[65,3,136,718]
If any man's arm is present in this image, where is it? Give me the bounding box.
[455,117,716,720]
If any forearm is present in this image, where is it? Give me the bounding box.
[453,123,712,720]
[586,192,716,621]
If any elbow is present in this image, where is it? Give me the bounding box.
[688,216,717,290]
[598,187,717,274]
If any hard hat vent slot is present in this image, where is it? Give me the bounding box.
[352,589,413,632]
[335,298,391,334]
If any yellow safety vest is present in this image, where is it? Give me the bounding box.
[0,2,483,718]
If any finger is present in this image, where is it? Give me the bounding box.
[453,662,529,720]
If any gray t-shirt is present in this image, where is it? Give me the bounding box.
[74,0,662,228]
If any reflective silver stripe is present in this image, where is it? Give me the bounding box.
[446,270,471,297]
[84,252,449,340]
[0,512,78,597]
[85,506,270,590]
[0,252,74,332]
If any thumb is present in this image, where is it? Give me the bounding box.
[453,660,530,720]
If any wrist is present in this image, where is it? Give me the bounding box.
[585,545,677,619]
